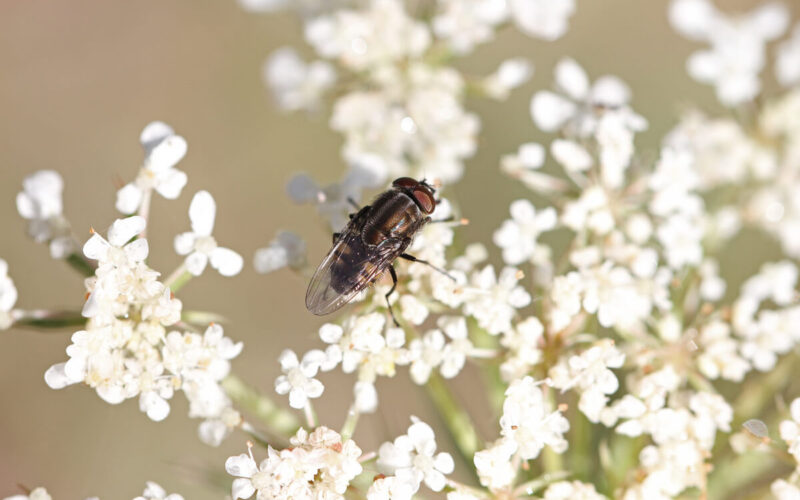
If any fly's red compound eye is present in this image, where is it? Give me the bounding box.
[412,186,436,214]
[392,177,418,189]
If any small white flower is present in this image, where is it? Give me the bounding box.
[0,259,18,330]
[500,376,570,459]
[377,416,455,494]
[780,398,800,463]
[464,265,531,335]
[274,349,325,409]
[253,231,306,274]
[474,438,517,491]
[3,487,53,500]
[494,199,557,265]
[264,47,336,111]
[116,121,188,214]
[483,58,534,100]
[772,479,800,500]
[366,476,415,500]
[174,191,243,277]
[509,0,576,41]
[16,170,74,258]
[133,481,185,500]
[433,0,509,54]
[544,481,607,500]
[531,57,635,136]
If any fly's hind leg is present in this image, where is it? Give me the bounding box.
[385,265,400,327]
[400,253,456,281]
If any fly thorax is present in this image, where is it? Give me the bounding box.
[195,236,218,254]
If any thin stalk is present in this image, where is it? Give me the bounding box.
[11,309,86,330]
[221,375,300,438]
[65,252,96,277]
[138,188,153,239]
[425,372,481,473]
[734,353,797,425]
[341,405,360,441]
[304,401,318,429]
[164,262,192,293]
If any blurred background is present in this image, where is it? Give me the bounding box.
[1,0,797,498]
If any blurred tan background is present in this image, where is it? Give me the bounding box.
[1,0,796,498]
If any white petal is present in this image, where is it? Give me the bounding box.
[518,142,545,169]
[155,169,188,200]
[125,238,149,262]
[107,216,146,247]
[82,234,110,261]
[668,0,716,40]
[530,91,576,132]
[591,76,631,107]
[286,173,321,203]
[211,247,244,276]
[231,478,256,499]
[140,121,175,151]
[186,251,209,276]
[289,388,308,409]
[551,139,592,171]
[115,183,144,214]
[555,57,589,100]
[189,191,216,237]
[16,192,36,219]
[174,232,196,256]
[747,2,789,40]
[147,135,187,172]
[44,363,75,389]
[226,453,259,478]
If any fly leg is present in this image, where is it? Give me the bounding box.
[332,232,341,244]
[385,265,400,327]
[400,253,456,281]
[347,197,360,210]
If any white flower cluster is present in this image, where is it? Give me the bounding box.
[43,217,242,444]
[2,482,182,500]
[259,0,580,218]
[669,0,789,106]
[226,427,362,499]
[0,259,18,330]
[23,123,246,446]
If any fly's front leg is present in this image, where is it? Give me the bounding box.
[347,197,360,210]
[332,232,341,244]
[400,253,456,281]
[385,265,400,327]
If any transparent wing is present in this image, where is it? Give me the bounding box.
[305,230,399,316]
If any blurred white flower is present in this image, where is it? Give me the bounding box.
[305,0,430,71]
[531,57,635,136]
[433,0,508,54]
[3,487,53,500]
[0,259,18,330]
[377,416,455,494]
[776,23,800,87]
[237,0,288,12]
[544,481,607,500]
[274,348,326,409]
[772,479,800,500]
[175,191,243,277]
[509,0,576,41]
[116,121,188,214]
[669,0,789,106]
[133,482,184,500]
[500,376,570,459]
[253,231,306,274]
[483,58,534,100]
[16,170,74,258]
[366,476,415,500]
[264,47,336,111]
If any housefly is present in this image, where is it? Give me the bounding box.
[305,177,452,324]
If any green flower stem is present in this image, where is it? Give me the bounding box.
[513,471,571,497]
[66,252,96,277]
[12,309,86,330]
[341,405,360,441]
[734,353,797,425]
[181,310,228,326]
[708,448,788,500]
[222,375,300,439]
[470,320,505,413]
[425,372,481,475]
[542,389,565,474]
[165,262,192,293]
